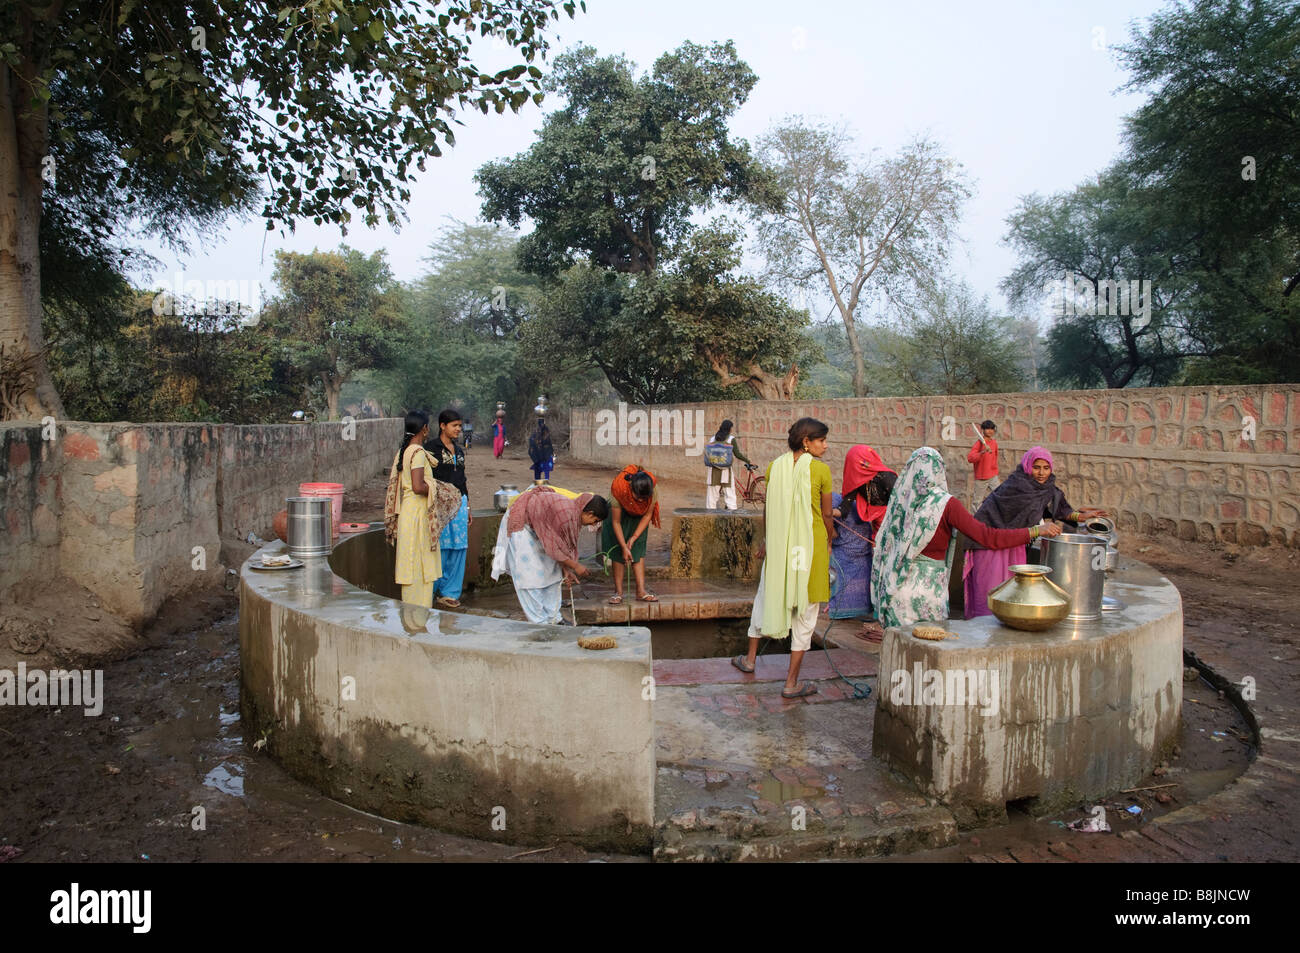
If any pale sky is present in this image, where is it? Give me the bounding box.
[138,0,1172,320]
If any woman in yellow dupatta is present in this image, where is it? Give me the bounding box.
[732,418,835,698]
[390,411,442,605]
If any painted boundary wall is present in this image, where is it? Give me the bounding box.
[0,418,400,625]
[569,385,1300,548]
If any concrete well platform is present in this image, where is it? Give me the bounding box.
[873,556,1184,826]
[240,534,655,851]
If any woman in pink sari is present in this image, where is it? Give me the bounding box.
[963,447,1108,619]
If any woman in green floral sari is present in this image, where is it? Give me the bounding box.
[870,447,1058,628]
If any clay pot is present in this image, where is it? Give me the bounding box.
[272,509,289,543]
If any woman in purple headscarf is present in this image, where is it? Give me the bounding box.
[962,447,1108,619]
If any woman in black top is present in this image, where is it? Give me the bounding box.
[424,409,472,607]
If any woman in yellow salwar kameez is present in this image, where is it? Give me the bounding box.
[731,417,835,698]
[391,411,442,605]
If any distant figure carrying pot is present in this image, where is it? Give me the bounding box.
[492,413,506,459]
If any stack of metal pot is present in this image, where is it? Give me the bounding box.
[1038,516,1121,621]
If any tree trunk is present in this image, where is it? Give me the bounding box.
[322,372,342,421]
[0,61,63,421]
[841,314,869,397]
[706,351,799,400]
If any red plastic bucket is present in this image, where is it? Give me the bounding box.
[299,482,344,536]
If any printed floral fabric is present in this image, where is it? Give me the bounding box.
[870,447,953,628]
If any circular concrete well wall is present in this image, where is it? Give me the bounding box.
[873,555,1184,827]
[239,529,655,851]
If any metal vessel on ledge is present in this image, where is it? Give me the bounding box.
[988,564,1071,631]
[493,484,522,513]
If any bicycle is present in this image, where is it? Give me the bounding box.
[736,463,766,508]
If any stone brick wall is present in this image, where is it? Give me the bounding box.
[0,426,61,601]
[0,418,401,626]
[58,423,223,625]
[569,385,1300,547]
[214,418,398,540]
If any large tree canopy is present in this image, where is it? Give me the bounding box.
[1,0,583,419]
[1119,0,1300,297]
[475,41,778,277]
[524,225,817,404]
[1002,168,1188,389]
[258,246,404,420]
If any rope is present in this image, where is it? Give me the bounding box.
[816,618,873,700]
[750,622,873,702]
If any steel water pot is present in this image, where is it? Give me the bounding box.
[1038,532,1108,622]
[494,484,521,513]
[286,496,332,558]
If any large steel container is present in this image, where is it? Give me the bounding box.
[1038,532,1107,622]
[286,496,332,558]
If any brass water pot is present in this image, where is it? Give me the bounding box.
[988,564,1071,631]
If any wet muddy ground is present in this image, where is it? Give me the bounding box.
[1,447,1294,862]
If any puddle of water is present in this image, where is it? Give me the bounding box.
[757,778,823,802]
[203,761,245,797]
[1173,766,1242,802]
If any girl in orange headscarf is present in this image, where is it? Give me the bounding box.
[601,465,660,604]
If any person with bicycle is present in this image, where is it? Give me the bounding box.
[704,419,753,510]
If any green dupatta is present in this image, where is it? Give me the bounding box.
[761,450,814,636]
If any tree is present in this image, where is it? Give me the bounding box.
[48,291,300,423]
[1002,168,1188,389]
[259,247,405,420]
[524,225,817,404]
[476,41,778,278]
[1,0,583,420]
[1114,0,1300,382]
[751,119,971,396]
[1008,316,1047,391]
[1119,0,1300,297]
[866,282,1024,397]
[1001,0,1299,387]
[372,220,542,419]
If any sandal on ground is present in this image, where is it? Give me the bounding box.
[731,655,755,674]
[436,597,461,609]
[607,594,624,605]
[637,592,659,602]
[782,682,819,699]
[859,621,884,644]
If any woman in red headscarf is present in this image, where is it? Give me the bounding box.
[829,446,896,620]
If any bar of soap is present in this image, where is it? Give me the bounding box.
[261,554,293,567]
[578,634,618,650]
